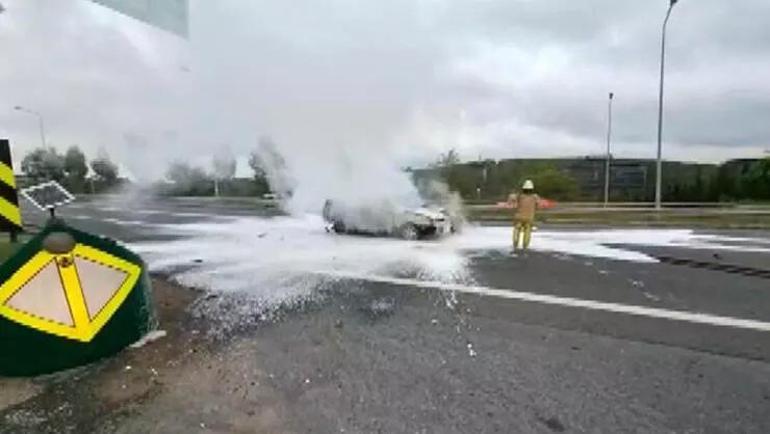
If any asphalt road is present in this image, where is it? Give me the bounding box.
[4,197,770,433]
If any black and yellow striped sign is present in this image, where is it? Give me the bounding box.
[0,139,22,232]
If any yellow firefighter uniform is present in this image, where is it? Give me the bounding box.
[509,180,538,250]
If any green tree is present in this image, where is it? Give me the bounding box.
[691,167,706,202]
[530,167,578,200]
[90,156,119,186]
[249,136,293,196]
[248,151,270,195]
[445,164,482,199]
[21,147,65,183]
[64,146,88,192]
[436,149,460,168]
[711,164,740,201]
[166,162,212,196]
[739,158,770,200]
[430,148,478,197]
[212,151,237,196]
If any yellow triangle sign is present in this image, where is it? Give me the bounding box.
[0,244,141,342]
[5,260,74,327]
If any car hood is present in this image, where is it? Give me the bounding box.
[410,207,446,220]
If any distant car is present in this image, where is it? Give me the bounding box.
[322,199,456,240]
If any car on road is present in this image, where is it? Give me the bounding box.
[322,199,458,240]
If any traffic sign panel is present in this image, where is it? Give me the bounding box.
[21,181,75,212]
[0,243,141,342]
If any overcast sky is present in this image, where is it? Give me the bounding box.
[1,0,769,179]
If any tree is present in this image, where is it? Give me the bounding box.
[523,166,578,201]
[90,155,119,186]
[248,151,270,195]
[739,158,770,200]
[248,136,294,197]
[64,146,88,192]
[166,161,196,184]
[166,162,212,196]
[436,149,460,168]
[710,165,733,201]
[211,151,237,196]
[21,147,65,183]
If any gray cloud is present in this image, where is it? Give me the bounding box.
[1,0,768,181]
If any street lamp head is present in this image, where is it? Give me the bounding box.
[609,92,614,99]
[13,106,22,110]
[670,0,678,6]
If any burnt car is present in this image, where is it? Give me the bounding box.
[322,199,457,240]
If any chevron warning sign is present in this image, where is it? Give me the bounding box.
[0,139,22,233]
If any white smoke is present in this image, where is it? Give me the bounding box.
[250,134,431,220]
[249,136,296,200]
[415,178,467,231]
[286,145,422,215]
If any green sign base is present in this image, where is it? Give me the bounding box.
[0,220,156,377]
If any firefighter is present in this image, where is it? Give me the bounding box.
[508,180,539,251]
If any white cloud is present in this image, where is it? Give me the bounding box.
[1,0,768,180]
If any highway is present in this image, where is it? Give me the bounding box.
[3,197,770,433]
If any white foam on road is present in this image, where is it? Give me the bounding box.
[62,214,167,229]
[130,215,770,306]
[446,226,770,262]
[101,217,148,226]
[324,271,770,332]
[127,215,770,333]
[131,214,470,302]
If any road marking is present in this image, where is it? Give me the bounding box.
[323,271,770,332]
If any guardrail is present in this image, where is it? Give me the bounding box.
[466,202,770,210]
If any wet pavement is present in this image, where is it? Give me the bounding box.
[3,197,770,433]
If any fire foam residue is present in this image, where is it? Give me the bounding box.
[130,217,770,337]
[132,217,770,307]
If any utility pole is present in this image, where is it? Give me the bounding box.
[655,0,679,209]
[604,92,614,207]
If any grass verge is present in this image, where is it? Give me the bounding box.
[0,234,33,264]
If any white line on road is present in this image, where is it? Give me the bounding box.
[323,271,770,332]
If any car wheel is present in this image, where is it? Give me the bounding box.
[399,223,419,240]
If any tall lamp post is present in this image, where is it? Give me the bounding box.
[604,92,614,207]
[14,105,47,148]
[655,0,679,210]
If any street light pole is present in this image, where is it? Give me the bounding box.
[604,92,614,208]
[655,0,678,210]
[14,105,47,148]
